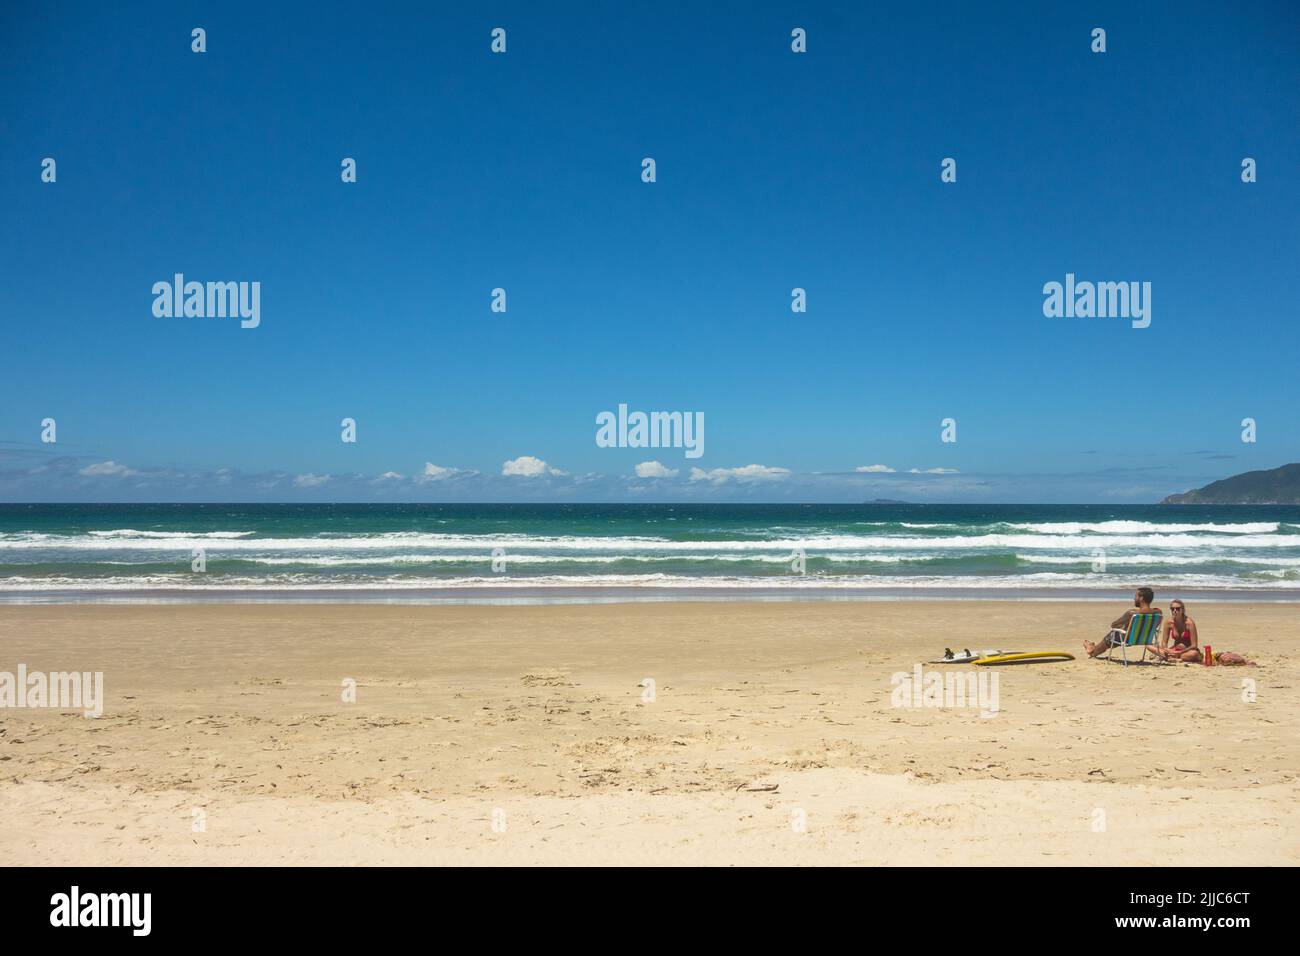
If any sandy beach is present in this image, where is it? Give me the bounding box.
[0,600,1296,866]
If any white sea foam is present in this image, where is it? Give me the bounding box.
[86,529,256,539]
[244,553,809,566]
[1002,521,1280,534]
[4,516,1297,597]
[3,531,1299,552]
[1,571,1295,592]
[1020,553,1300,567]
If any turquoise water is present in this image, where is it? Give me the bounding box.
[2,503,1299,600]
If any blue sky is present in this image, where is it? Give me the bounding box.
[1,1,1297,503]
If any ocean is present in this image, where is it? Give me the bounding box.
[2,503,1299,603]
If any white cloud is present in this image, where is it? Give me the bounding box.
[689,464,791,484]
[375,471,405,481]
[293,473,330,487]
[416,463,480,482]
[79,460,137,477]
[634,460,679,478]
[909,467,960,474]
[856,464,896,473]
[502,456,565,477]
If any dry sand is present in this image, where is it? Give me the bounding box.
[0,600,1295,865]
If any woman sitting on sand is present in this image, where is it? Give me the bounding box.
[1158,599,1202,662]
[1157,599,1257,665]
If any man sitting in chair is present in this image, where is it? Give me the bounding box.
[1083,586,1160,658]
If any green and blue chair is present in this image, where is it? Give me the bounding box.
[1105,610,1164,666]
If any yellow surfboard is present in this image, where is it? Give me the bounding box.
[973,651,1075,666]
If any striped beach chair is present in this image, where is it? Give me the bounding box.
[1105,610,1163,666]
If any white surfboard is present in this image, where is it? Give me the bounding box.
[927,649,1011,664]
